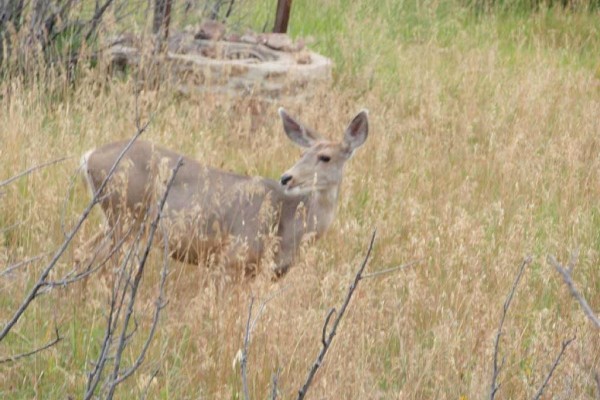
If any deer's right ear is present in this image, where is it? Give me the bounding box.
[279,108,319,148]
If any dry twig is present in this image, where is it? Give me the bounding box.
[0,156,73,188]
[0,252,51,277]
[296,229,377,400]
[0,121,150,342]
[241,297,255,400]
[489,256,532,400]
[104,157,183,399]
[240,285,290,400]
[362,258,423,279]
[547,255,600,329]
[532,336,576,400]
[271,367,282,400]
[0,325,61,364]
[84,235,141,400]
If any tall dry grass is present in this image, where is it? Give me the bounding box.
[2,0,600,398]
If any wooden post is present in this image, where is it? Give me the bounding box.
[273,0,292,33]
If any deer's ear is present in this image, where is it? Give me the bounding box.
[342,110,369,154]
[279,108,320,148]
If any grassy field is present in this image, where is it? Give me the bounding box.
[2,0,600,398]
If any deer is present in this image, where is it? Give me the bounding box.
[78,108,369,279]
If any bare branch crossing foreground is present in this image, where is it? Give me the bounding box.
[241,298,255,400]
[547,255,600,329]
[361,258,423,279]
[296,229,377,400]
[532,336,576,400]
[240,285,291,400]
[0,252,51,277]
[104,157,184,399]
[0,121,150,342]
[490,256,532,400]
[0,156,73,188]
[0,325,62,364]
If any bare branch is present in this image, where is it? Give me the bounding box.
[271,367,282,400]
[321,308,335,347]
[489,256,532,400]
[0,156,74,187]
[105,157,184,399]
[224,0,235,19]
[362,258,423,279]
[241,296,254,400]
[532,336,576,400]
[84,230,142,400]
[0,221,24,234]
[41,224,134,291]
[60,164,85,238]
[0,325,61,364]
[250,284,291,333]
[0,121,150,342]
[84,0,116,42]
[296,229,377,400]
[238,285,289,400]
[547,255,600,329]
[595,371,600,400]
[112,228,171,385]
[0,252,50,277]
[0,156,73,188]
[140,365,161,400]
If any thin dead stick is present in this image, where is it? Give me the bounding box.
[250,284,291,333]
[84,229,142,400]
[105,157,183,400]
[532,336,576,400]
[321,308,336,347]
[140,365,161,400]
[489,256,532,400]
[85,218,149,398]
[60,165,85,238]
[271,367,282,400]
[0,156,73,188]
[0,221,24,234]
[0,252,51,277]
[241,297,254,400]
[111,223,171,386]
[0,121,150,342]
[594,371,600,400]
[86,180,160,398]
[362,258,423,279]
[41,224,135,291]
[239,286,289,400]
[0,326,62,364]
[547,255,600,329]
[296,229,376,400]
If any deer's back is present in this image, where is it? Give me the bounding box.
[85,140,305,263]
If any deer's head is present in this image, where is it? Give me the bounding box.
[278,108,369,196]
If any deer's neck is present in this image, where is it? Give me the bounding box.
[305,186,339,238]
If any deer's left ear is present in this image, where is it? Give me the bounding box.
[342,110,369,155]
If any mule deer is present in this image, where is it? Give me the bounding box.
[79,108,369,278]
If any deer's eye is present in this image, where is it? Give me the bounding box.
[318,155,331,163]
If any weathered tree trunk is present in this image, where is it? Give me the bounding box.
[273,0,292,33]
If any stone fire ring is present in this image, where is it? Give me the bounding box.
[109,36,333,101]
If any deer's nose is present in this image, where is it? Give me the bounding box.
[280,174,292,186]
